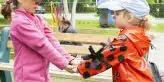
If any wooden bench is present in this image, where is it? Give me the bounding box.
[0,27,113,82]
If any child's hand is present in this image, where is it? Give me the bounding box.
[69,56,83,65]
[65,56,83,73]
[65,64,79,73]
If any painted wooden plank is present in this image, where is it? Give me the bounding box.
[0,62,112,82]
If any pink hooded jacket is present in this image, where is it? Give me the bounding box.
[10,9,74,82]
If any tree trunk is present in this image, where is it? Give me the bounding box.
[63,0,69,19]
[71,0,78,29]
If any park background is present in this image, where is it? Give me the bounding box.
[0,0,164,82]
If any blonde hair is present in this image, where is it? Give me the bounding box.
[120,10,151,30]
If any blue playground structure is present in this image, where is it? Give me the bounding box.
[96,0,115,28]
[0,28,12,82]
[98,9,115,28]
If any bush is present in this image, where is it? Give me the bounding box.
[0,18,9,24]
[76,7,96,13]
[76,3,96,13]
[149,4,164,18]
[97,4,164,18]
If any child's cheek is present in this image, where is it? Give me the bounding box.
[115,19,122,29]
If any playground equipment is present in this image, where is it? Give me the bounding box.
[50,0,63,31]
[96,0,115,28]
[98,9,115,28]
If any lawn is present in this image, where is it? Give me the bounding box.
[151,24,164,32]
[47,19,164,35]
[1,18,164,35]
[47,19,119,36]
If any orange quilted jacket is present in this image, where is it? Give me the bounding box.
[78,26,153,82]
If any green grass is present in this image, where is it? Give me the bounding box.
[47,19,119,35]
[0,18,164,35]
[76,20,99,29]
[76,20,118,35]
[44,18,164,35]
[151,24,164,32]
[77,27,119,35]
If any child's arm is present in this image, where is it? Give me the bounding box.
[14,20,69,70]
[77,35,128,79]
[42,18,74,61]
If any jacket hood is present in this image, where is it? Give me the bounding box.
[120,27,151,57]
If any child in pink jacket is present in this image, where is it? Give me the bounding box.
[1,0,77,82]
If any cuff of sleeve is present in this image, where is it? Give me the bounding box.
[67,55,75,62]
[60,59,69,70]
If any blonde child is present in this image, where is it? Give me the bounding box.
[77,0,154,82]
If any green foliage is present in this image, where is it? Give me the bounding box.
[68,0,96,13]
[147,0,155,4]
[76,6,96,13]
[0,0,3,3]
[149,4,164,18]
[0,18,10,26]
[40,0,97,13]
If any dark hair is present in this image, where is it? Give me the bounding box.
[60,17,71,26]
[1,0,19,19]
[61,20,71,26]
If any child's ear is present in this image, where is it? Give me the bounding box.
[127,13,134,23]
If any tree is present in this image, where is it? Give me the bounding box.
[62,0,78,28]
[71,0,78,28]
[63,0,69,19]
[69,0,95,28]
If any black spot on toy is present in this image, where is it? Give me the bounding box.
[120,45,127,52]
[118,55,125,62]
[95,64,102,70]
[109,45,116,51]
[83,72,91,79]
[107,55,114,61]
[85,62,91,69]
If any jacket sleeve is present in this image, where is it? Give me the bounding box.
[15,20,69,70]
[42,18,74,61]
[77,35,128,79]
